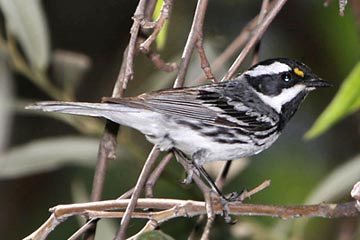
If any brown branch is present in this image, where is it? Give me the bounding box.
[144,0,157,20]
[83,27,139,240]
[195,2,271,236]
[172,150,216,222]
[140,0,173,53]
[118,0,148,90]
[188,161,232,240]
[196,30,217,82]
[85,1,150,239]
[23,199,360,240]
[138,0,212,231]
[251,0,270,65]
[82,122,119,240]
[115,147,160,239]
[116,2,211,237]
[139,0,177,73]
[193,15,258,84]
[145,152,173,198]
[90,123,118,202]
[146,48,178,72]
[188,162,229,239]
[174,0,209,87]
[66,188,135,240]
[115,1,211,238]
[222,0,288,80]
[197,2,272,235]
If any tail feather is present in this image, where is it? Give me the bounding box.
[26,101,163,136]
[26,101,135,118]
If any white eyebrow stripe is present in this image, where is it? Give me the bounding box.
[246,62,292,77]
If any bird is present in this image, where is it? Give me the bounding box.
[27,58,331,198]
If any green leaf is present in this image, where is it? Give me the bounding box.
[0,136,100,179]
[153,0,168,50]
[0,0,50,70]
[137,230,175,240]
[305,61,360,139]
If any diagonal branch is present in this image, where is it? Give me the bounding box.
[140,0,173,53]
[145,152,173,198]
[86,1,150,239]
[174,0,209,87]
[222,0,288,80]
[114,147,160,239]
[196,30,217,82]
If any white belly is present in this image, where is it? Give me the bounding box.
[146,119,280,165]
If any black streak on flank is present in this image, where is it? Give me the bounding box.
[213,138,247,144]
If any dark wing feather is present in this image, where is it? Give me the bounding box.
[104,89,218,125]
[103,84,279,132]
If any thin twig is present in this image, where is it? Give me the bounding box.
[196,30,217,82]
[67,188,135,240]
[114,147,161,239]
[145,153,173,198]
[144,0,157,20]
[199,2,271,234]
[85,2,150,238]
[196,2,274,237]
[193,15,259,84]
[252,0,270,65]
[146,48,178,72]
[83,121,119,240]
[140,0,173,53]
[90,123,118,201]
[215,161,233,190]
[244,180,271,199]
[173,150,216,223]
[140,0,212,226]
[174,0,209,87]
[140,0,177,72]
[188,161,233,240]
[223,0,288,80]
[119,0,148,90]
[116,1,211,237]
[193,1,282,84]
[199,3,272,235]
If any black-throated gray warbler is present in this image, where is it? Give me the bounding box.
[27,58,331,197]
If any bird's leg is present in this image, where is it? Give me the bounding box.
[191,151,242,223]
[172,149,199,184]
[195,164,238,223]
[174,149,243,223]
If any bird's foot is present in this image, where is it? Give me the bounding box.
[180,163,200,185]
[219,189,247,224]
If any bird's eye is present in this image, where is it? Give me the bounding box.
[282,73,291,82]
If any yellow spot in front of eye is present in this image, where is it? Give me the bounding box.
[294,67,304,77]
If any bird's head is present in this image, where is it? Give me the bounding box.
[243,58,331,114]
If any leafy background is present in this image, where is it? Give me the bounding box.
[0,0,360,239]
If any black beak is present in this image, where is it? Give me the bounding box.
[305,78,332,89]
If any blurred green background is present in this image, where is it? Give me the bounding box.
[0,0,359,239]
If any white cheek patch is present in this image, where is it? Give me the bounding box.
[246,62,291,77]
[255,84,306,113]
